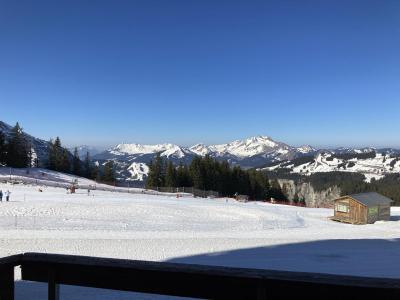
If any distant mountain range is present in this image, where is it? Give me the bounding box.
[94,137,400,183]
[2,120,400,183]
[263,149,400,182]
[92,136,318,181]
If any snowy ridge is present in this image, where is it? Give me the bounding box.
[94,136,316,181]
[110,143,180,156]
[265,151,400,182]
[209,136,282,157]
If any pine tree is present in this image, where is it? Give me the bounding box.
[53,137,63,171]
[60,148,71,173]
[102,161,116,183]
[145,153,165,188]
[91,164,101,181]
[72,147,81,176]
[189,156,205,189]
[47,139,56,170]
[267,179,287,201]
[6,122,29,168]
[48,137,64,171]
[83,151,92,178]
[0,130,6,165]
[176,162,191,187]
[165,161,177,187]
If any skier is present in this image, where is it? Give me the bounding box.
[5,190,10,202]
[0,190,2,202]
[87,189,90,196]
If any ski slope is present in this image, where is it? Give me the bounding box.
[0,182,399,299]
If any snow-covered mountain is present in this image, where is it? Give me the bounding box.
[93,136,317,182]
[264,150,400,182]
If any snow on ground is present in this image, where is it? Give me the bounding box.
[0,182,399,299]
[0,167,97,186]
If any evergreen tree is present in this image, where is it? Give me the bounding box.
[176,162,191,187]
[217,160,231,195]
[267,179,288,201]
[0,130,6,165]
[6,122,29,168]
[47,139,56,170]
[145,153,164,188]
[91,164,101,181]
[60,148,71,173]
[102,161,116,183]
[53,137,63,171]
[165,161,177,187]
[189,156,205,189]
[84,151,92,178]
[48,137,64,171]
[72,147,81,176]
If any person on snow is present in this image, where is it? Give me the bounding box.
[0,190,2,202]
[4,190,10,202]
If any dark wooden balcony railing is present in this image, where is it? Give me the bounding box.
[1,253,400,300]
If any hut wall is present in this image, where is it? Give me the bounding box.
[334,197,367,224]
[333,195,391,224]
[349,199,367,224]
[334,198,352,222]
[378,205,391,221]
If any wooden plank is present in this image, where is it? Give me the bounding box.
[20,253,400,299]
[0,255,21,300]
[48,269,59,300]
[0,267,14,300]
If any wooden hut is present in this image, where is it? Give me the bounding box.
[331,192,392,225]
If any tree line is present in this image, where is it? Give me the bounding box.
[0,122,116,183]
[0,122,32,168]
[146,154,286,200]
[266,170,400,206]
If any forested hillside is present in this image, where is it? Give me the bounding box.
[146,154,286,200]
[266,171,400,205]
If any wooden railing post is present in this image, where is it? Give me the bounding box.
[48,269,59,300]
[257,282,266,300]
[0,266,14,300]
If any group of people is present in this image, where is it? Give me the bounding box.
[0,190,11,202]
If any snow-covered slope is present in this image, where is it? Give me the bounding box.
[1,183,400,300]
[127,162,149,181]
[0,167,100,186]
[94,136,316,182]
[265,151,400,182]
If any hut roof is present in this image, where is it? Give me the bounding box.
[346,192,393,207]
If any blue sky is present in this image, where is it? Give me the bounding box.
[1,0,400,149]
